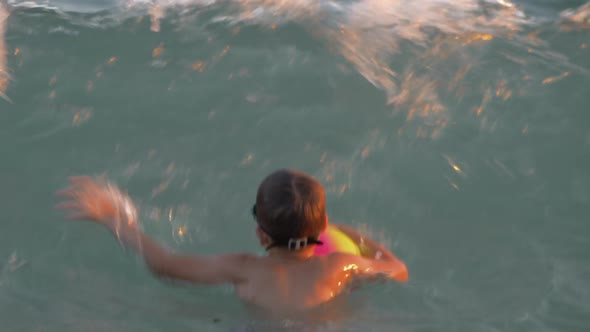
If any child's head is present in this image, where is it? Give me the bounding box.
[253,169,327,250]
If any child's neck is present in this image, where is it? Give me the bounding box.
[267,247,315,260]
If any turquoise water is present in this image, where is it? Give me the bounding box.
[1,0,589,331]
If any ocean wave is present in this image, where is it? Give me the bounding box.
[4,0,588,137]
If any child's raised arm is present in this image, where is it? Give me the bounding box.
[334,224,408,282]
[56,176,251,285]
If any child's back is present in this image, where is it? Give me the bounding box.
[234,253,356,315]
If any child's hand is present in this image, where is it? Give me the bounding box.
[56,176,137,226]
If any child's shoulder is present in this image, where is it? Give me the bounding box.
[297,252,368,278]
[318,252,380,280]
[322,251,365,264]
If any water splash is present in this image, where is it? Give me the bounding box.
[560,2,590,30]
[0,251,27,287]
[164,0,534,137]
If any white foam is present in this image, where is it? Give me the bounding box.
[7,0,60,11]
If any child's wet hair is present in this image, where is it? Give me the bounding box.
[254,169,327,247]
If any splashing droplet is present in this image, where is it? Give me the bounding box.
[542,72,570,84]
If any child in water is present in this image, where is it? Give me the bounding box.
[56,169,408,317]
